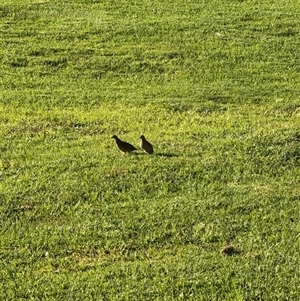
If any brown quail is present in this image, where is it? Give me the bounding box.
[112,135,137,154]
[140,135,154,154]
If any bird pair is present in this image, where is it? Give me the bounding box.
[112,135,154,155]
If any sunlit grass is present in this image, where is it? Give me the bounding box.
[0,0,299,300]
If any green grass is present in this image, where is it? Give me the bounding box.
[1,0,300,300]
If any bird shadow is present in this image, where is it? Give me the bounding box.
[155,152,179,158]
[130,151,178,157]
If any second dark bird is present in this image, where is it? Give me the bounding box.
[140,135,154,154]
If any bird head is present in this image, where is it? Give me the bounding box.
[140,135,145,140]
[112,135,118,139]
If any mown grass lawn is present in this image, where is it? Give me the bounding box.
[1,0,300,300]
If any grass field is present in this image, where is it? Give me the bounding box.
[1,0,300,300]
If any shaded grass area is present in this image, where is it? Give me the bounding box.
[1,0,299,107]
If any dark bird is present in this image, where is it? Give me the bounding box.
[112,135,137,154]
[221,245,240,256]
[140,135,154,154]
